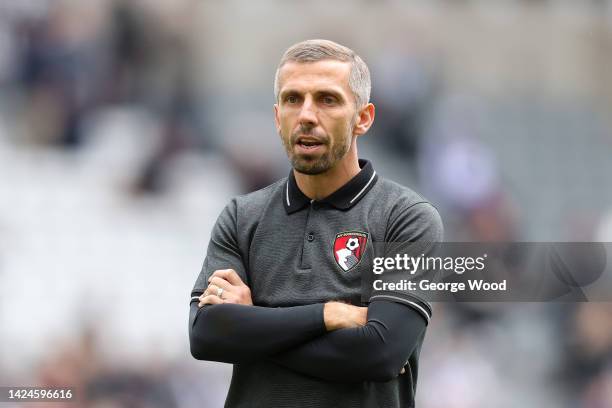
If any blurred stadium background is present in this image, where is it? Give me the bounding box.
[1,0,612,407]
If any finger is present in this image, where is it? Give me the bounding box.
[209,276,233,292]
[207,281,234,301]
[199,295,223,306]
[204,284,219,297]
[211,269,245,287]
[217,292,239,304]
[202,284,220,297]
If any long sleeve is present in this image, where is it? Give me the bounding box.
[189,200,327,363]
[270,300,426,382]
[189,300,325,363]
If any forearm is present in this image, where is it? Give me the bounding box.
[189,297,326,364]
[270,301,427,382]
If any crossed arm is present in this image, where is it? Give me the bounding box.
[189,269,427,382]
[190,200,440,382]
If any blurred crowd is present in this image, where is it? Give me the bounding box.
[1,1,612,407]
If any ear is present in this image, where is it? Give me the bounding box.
[353,103,375,136]
[273,104,281,133]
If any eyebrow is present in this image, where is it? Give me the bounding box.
[280,88,346,101]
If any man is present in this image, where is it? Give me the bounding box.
[189,39,443,408]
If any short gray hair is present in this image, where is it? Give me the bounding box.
[274,39,371,108]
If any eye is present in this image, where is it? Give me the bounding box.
[285,95,298,104]
[321,95,337,105]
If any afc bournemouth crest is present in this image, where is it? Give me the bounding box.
[333,231,368,272]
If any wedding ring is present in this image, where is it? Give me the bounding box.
[217,287,224,298]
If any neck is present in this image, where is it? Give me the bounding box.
[294,146,361,201]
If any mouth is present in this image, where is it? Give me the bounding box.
[295,136,326,151]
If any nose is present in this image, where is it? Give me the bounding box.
[297,96,318,128]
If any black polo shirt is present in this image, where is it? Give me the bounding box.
[190,159,443,408]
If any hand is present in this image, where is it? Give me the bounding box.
[323,302,367,331]
[199,269,253,306]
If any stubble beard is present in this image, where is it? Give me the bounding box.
[283,124,354,176]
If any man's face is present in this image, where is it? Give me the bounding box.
[274,60,358,175]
